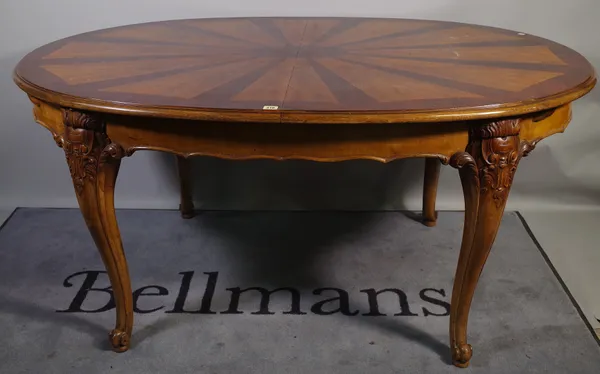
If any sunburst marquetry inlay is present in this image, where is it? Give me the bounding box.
[15,18,593,114]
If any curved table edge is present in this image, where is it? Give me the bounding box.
[13,69,597,124]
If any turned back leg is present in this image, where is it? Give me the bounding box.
[176,156,195,219]
[422,158,441,227]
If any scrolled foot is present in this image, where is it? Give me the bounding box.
[452,344,473,368]
[109,329,131,353]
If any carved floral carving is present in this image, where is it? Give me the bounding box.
[453,119,524,208]
[449,152,478,174]
[520,139,540,158]
[101,143,133,163]
[60,109,129,195]
[471,118,520,139]
[53,133,64,148]
[477,135,521,207]
[62,108,105,131]
[62,125,102,195]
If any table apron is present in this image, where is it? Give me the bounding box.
[28,97,572,163]
[106,119,472,163]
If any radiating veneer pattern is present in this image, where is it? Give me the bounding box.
[14,17,596,369]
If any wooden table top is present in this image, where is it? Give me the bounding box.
[14,17,596,123]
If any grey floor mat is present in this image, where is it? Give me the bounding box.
[0,208,598,373]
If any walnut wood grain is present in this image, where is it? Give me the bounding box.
[59,109,133,352]
[13,17,595,124]
[448,151,479,367]
[449,119,526,368]
[105,116,468,163]
[27,99,577,159]
[422,158,441,227]
[28,96,579,367]
[13,16,597,369]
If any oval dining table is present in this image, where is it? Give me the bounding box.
[13,17,596,368]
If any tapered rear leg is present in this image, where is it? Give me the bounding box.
[423,158,441,227]
[176,155,195,219]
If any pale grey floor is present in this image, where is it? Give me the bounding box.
[0,209,14,227]
[0,206,599,336]
[1,208,599,373]
[520,210,600,336]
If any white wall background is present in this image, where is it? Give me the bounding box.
[1,0,599,212]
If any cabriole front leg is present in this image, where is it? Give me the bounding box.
[449,119,528,368]
[57,109,134,352]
